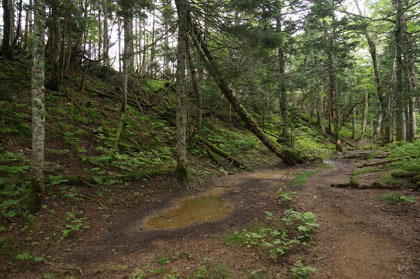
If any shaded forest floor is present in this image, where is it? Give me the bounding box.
[4,154,419,279]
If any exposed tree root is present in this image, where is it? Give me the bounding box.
[331,178,399,190]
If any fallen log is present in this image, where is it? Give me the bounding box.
[358,155,417,168]
[331,179,400,190]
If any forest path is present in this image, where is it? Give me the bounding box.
[24,157,419,279]
[296,159,419,279]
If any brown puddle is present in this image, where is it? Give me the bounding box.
[147,195,230,229]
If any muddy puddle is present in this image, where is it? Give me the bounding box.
[146,195,230,229]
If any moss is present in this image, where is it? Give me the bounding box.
[23,177,44,213]
[174,164,189,184]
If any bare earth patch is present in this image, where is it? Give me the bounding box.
[4,158,419,279]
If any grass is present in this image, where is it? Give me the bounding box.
[292,170,319,187]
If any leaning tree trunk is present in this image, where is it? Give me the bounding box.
[189,20,304,165]
[174,0,189,182]
[27,0,46,213]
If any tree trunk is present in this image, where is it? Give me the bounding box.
[174,0,189,182]
[46,0,60,91]
[102,0,109,67]
[394,0,405,141]
[360,89,369,138]
[27,0,46,213]
[276,17,289,146]
[190,21,304,165]
[186,36,202,138]
[2,0,12,57]
[323,20,342,152]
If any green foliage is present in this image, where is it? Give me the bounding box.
[379,193,416,205]
[61,211,87,239]
[222,209,318,259]
[248,270,270,279]
[292,170,318,187]
[194,261,231,279]
[276,185,297,207]
[291,260,316,279]
[294,126,334,160]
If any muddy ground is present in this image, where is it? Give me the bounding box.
[5,156,420,279]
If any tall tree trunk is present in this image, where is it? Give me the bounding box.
[190,21,303,165]
[186,36,202,138]
[174,0,188,181]
[401,0,418,139]
[351,94,356,139]
[102,0,109,67]
[360,89,369,138]
[323,20,342,152]
[12,0,22,48]
[394,0,405,141]
[276,17,289,146]
[47,0,60,91]
[27,0,46,213]
[2,0,12,57]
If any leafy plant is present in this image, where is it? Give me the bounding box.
[291,259,316,279]
[379,193,416,205]
[248,270,270,279]
[194,261,231,279]
[276,185,297,207]
[222,209,318,259]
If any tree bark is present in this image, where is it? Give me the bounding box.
[186,36,202,138]
[394,0,405,141]
[28,0,46,213]
[276,17,289,146]
[102,0,109,67]
[2,0,12,58]
[174,0,189,181]
[323,20,342,152]
[360,89,369,138]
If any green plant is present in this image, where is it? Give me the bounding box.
[291,260,316,279]
[276,185,297,207]
[223,209,318,259]
[129,269,147,279]
[248,270,270,279]
[380,193,416,205]
[194,262,231,279]
[61,211,87,238]
[292,170,318,187]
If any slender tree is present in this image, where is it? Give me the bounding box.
[27,0,47,213]
[174,0,188,182]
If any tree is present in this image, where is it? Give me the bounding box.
[27,0,47,213]
[174,0,188,182]
[2,0,13,58]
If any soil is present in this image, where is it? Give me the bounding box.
[3,156,420,279]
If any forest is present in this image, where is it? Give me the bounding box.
[0,0,419,278]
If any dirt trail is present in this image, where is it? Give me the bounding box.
[296,159,419,279]
[12,158,419,278]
